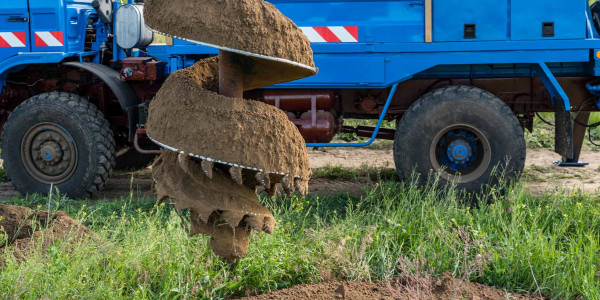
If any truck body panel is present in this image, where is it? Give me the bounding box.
[0,0,599,197]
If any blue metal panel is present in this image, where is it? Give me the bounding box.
[274,47,590,88]
[64,0,96,53]
[433,0,508,42]
[271,0,425,43]
[511,0,586,40]
[292,56,384,85]
[29,0,67,52]
[0,0,30,62]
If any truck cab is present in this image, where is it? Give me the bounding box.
[0,0,95,62]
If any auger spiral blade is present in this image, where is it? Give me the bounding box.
[144,0,316,262]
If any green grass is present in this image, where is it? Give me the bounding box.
[526,112,600,151]
[0,177,599,299]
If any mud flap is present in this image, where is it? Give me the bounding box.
[554,98,574,160]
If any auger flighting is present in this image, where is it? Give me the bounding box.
[143,0,317,262]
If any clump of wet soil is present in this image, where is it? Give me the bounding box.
[241,273,535,300]
[146,57,311,184]
[0,204,92,259]
[144,0,315,68]
[153,152,275,262]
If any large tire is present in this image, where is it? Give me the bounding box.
[394,86,526,193]
[1,92,115,198]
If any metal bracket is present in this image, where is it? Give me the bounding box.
[554,160,589,167]
[535,62,571,111]
[306,83,398,148]
[535,63,574,160]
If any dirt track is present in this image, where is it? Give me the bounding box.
[308,147,600,196]
[0,148,597,201]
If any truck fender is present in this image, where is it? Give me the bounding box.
[62,62,138,141]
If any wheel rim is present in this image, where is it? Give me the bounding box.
[21,123,78,184]
[429,124,491,184]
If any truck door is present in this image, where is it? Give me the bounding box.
[0,0,30,61]
[29,0,66,52]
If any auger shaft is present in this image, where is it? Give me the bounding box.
[219,50,245,98]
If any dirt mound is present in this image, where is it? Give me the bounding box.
[0,204,92,259]
[241,273,534,300]
[144,0,314,68]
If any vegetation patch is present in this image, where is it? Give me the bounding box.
[0,178,598,299]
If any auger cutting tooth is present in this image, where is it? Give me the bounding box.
[294,178,309,196]
[177,153,193,175]
[201,160,214,179]
[255,172,270,189]
[267,184,278,197]
[262,217,275,234]
[245,215,262,232]
[229,166,244,185]
[221,211,245,228]
[281,176,295,196]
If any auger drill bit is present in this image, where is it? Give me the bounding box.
[144,0,317,262]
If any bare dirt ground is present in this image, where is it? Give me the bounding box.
[0,148,597,201]
[308,148,600,196]
[240,273,534,300]
[0,204,93,259]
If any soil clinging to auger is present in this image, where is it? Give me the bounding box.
[144,0,315,68]
[145,0,314,262]
[146,58,311,184]
[144,0,317,89]
[153,151,275,262]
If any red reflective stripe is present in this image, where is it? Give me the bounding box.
[344,26,359,41]
[50,31,63,44]
[313,26,341,43]
[34,33,48,47]
[13,32,26,45]
[0,36,9,48]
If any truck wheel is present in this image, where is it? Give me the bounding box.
[394,86,526,193]
[1,92,115,198]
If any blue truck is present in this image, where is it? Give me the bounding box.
[0,0,599,198]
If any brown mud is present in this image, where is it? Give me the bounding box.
[241,273,534,300]
[146,58,310,262]
[146,58,311,183]
[0,204,93,259]
[143,0,315,262]
[153,152,275,262]
[144,0,314,68]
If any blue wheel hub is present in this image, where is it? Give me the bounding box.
[447,139,472,163]
[437,129,479,172]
